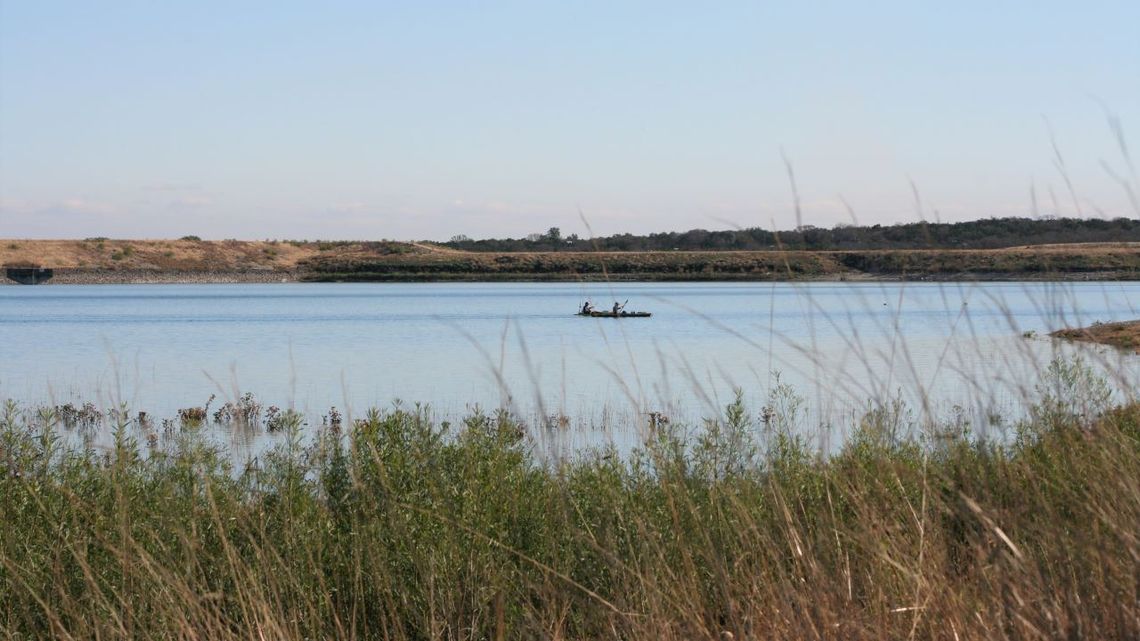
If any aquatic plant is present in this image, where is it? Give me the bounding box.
[52,401,101,430]
[212,392,263,426]
[265,405,305,433]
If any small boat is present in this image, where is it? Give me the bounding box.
[577,310,652,318]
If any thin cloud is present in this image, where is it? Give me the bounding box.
[326,202,367,215]
[168,195,213,210]
[144,182,205,193]
[39,198,119,217]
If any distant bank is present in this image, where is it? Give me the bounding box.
[1052,320,1140,352]
[3,238,1139,284]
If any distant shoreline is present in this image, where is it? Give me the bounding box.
[21,269,303,285]
[3,267,1138,285]
[3,239,1139,284]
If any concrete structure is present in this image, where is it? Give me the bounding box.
[5,267,54,284]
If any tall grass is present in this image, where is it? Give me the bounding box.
[2,359,1139,640]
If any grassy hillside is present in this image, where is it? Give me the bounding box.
[0,238,422,271]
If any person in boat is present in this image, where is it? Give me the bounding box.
[612,301,623,315]
[581,300,594,314]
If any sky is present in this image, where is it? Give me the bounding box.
[1,1,1138,241]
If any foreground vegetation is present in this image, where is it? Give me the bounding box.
[2,360,1138,639]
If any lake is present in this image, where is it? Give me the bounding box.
[2,281,1137,451]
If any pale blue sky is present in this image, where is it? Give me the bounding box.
[1,1,1137,240]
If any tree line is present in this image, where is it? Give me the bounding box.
[444,217,1140,252]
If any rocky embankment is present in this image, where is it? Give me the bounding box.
[43,269,300,285]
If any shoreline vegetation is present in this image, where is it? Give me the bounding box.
[1052,320,1140,352]
[2,357,1139,639]
[3,237,1140,284]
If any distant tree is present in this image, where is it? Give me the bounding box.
[545,227,562,251]
[442,217,1140,252]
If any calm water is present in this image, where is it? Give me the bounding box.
[2,281,1138,448]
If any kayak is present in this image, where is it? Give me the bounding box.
[577,310,652,318]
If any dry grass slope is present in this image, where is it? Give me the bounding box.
[1,238,320,270]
